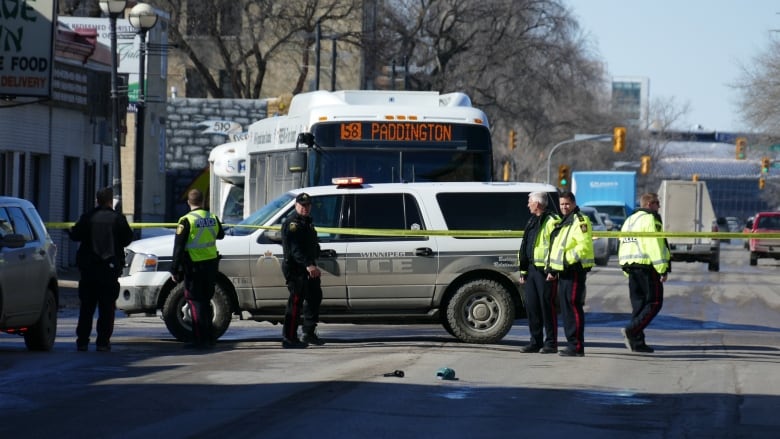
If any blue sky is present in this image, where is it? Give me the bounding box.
[564,0,779,133]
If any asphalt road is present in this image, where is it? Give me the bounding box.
[2,242,778,438]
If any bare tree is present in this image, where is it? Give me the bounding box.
[147,0,361,98]
[735,38,780,134]
[374,0,614,181]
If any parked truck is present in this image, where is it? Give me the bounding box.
[657,180,720,272]
[571,171,636,228]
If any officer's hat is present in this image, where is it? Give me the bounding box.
[295,193,312,205]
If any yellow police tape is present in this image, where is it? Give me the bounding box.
[43,222,780,240]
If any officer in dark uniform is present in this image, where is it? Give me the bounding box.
[280,192,324,348]
[171,189,224,348]
[71,186,134,352]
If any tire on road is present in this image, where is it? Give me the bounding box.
[24,288,57,351]
[162,282,232,342]
[444,279,514,344]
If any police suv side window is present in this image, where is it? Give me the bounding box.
[437,192,533,236]
[351,193,425,241]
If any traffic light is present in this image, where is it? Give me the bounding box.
[759,177,766,190]
[640,155,651,175]
[736,137,747,160]
[692,174,699,182]
[761,157,771,173]
[502,161,510,182]
[557,164,571,188]
[508,129,516,150]
[612,126,626,153]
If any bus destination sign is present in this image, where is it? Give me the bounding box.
[340,122,453,142]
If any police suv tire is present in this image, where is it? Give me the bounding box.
[445,279,514,344]
[24,288,57,351]
[162,282,232,342]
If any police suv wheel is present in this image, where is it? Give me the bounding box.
[162,282,232,342]
[445,279,514,344]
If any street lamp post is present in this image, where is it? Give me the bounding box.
[129,3,158,224]
[99,0,128,210]
[546,134,612,184]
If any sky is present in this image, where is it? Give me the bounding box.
[564,0,780,133]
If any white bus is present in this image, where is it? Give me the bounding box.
[244,90,493,212]
[207,139,247,225]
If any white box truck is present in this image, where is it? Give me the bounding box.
[657,180,720,271]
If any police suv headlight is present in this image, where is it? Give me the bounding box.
[129,253,159,274]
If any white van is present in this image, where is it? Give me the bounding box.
[118,181,559,344]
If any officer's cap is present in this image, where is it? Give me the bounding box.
[295,193,312,205]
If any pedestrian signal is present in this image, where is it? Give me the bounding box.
[759,177,766,190]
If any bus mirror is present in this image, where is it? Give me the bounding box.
[288,150,307,173]
[296,132,315,148]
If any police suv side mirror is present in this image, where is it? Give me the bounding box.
[265,230,283,243]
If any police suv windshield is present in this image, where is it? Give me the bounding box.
[227,193,295,236]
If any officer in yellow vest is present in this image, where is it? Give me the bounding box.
[518,191,560,354]
[618,192,670,353]
[171,189,225,348]
[546,191,594,357]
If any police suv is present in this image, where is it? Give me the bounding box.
[118,180,559,344]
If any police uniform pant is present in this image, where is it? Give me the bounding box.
[76,266,120,348]
[624,266,664,344]
[524,265,558,348]
[558,270,587,354]
[183,258,219,344]
[283,274,323,340]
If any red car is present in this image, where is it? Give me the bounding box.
[748,212,780,266]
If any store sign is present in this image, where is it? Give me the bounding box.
[0,0,56,98]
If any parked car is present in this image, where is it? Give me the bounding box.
[748,212,780,266]
[0,197,59,350]
[580,206,610,266]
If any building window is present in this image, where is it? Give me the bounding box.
[186,68,207,98]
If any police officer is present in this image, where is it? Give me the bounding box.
[171,189,224,348]
[518,191,560,354]
[71,187,134,352]
[281,193,324,349]
[546,191,594,357]
[618,192,671,353]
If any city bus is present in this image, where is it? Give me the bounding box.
[244,90,493,212]
[208,139,247,225]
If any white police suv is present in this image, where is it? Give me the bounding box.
[118,180,559,344]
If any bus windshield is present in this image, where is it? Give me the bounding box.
[309,121,492,185]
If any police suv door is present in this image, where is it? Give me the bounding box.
[344,193,438,310]
[248,194,348,310]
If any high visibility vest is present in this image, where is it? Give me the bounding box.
[547,212,595,271]
[181,209,219,262]
[531,213,560,268]
[618,210,670,274]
